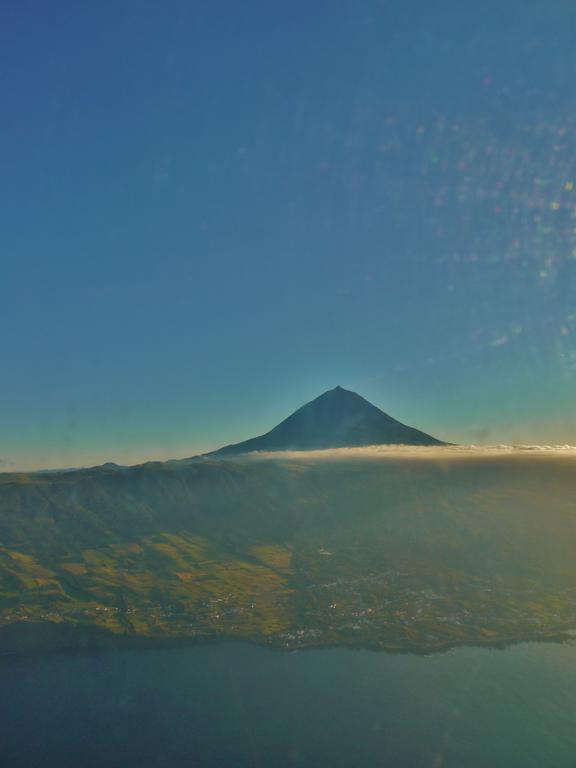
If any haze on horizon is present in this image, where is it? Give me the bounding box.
[2,1,576,471]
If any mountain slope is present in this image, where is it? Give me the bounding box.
[2,455,576,654]
[208,386,445,455]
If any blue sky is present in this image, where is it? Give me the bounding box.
[2,1,576,469]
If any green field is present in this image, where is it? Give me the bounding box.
[1,454,576,652]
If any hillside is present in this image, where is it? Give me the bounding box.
[1,453,576,653]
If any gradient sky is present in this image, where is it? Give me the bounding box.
[2,1,576,470]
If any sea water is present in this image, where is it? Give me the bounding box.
[1,640,576,767]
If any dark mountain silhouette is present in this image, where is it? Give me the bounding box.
[208,386,445,456]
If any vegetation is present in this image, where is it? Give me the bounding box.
[1,455,576,653]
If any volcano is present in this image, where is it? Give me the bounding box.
[208,386,445,455]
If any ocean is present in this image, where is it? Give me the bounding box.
[2,640,576,767]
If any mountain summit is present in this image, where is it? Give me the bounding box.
[208,386,445,456]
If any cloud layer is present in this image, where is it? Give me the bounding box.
[237,444,576,462]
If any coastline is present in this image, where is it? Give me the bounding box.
[1,619,574,661]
